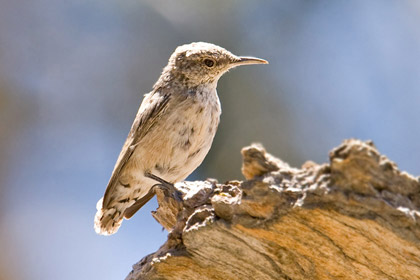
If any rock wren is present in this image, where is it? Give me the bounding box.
[94,42,268,235]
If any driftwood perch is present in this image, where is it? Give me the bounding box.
[126,139,420,280]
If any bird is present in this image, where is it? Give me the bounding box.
[94,42,268,235]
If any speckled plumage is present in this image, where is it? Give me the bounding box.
[94,42,267,235]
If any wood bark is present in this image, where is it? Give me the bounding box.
[126,139,420,280]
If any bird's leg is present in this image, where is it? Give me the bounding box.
[145,172,183,202]
[145,172,174,188]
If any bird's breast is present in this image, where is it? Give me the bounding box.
[135,87,221,183]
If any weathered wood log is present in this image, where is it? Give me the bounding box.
[126,139,420,280]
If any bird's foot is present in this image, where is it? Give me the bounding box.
[145,172,183,202]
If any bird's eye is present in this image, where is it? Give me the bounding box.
[204,59,215,68]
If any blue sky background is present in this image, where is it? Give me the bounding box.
[1,1,419,279]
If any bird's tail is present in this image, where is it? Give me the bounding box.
[94,197,124,235]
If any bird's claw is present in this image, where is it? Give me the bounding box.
[151,183,183,203]
[145,172,183,202]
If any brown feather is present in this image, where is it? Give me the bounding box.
[102,92,170,208]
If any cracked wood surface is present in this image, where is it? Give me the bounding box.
[126,139,420,280]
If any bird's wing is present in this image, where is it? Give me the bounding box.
[102,91,171,208]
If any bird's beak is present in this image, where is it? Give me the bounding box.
[231,56,269,67]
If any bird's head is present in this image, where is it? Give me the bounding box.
[156,42,268,89]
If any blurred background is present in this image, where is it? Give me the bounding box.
[1,0,419,279]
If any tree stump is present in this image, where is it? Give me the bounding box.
[126,139,420,280]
